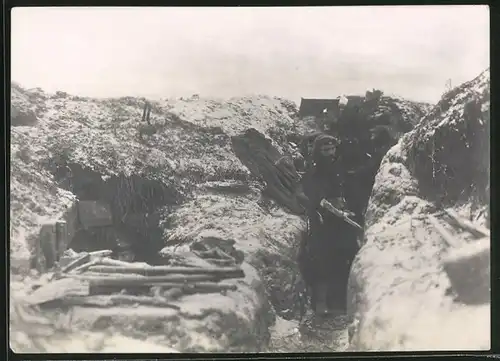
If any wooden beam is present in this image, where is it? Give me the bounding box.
[444,209,490,238]
[427,214,465,248]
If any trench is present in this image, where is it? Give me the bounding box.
[46,160,275,352]
[50,161,184,265]
[43,123,397,352]
[267,98,490,351]
[265,130,397,352]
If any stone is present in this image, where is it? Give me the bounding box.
[55,221,69,258]
[11,105,38,127]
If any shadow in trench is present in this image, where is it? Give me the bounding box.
[291,127,397,346]
[50,162,183,265]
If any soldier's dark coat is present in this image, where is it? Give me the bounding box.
[298,135,359,311]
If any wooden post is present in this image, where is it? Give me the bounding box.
[65,202,80,246]
[142,101,147,122]
[142,101,151,125]
[146,103,151,125]
[38,223,57,272]
[55,221,68,262]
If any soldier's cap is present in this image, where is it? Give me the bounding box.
[313,134,340,150]
[311,134,340,164]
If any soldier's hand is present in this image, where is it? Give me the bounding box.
[343,210,356,218]
[328,197,345,209]
[316,211,324,224]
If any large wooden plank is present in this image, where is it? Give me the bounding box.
[68,273,220,286]
[24,278,90,305]
[37,223,57,272]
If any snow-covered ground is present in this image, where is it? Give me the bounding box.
[10,79,448,352]
[349,68,490,351]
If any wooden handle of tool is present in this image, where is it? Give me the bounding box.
[320,199,363,231]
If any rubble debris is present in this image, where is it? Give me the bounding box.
[20,251,245,312]
[24,278,90,305]
[60,250,112,274]
[159,287,184,300]
[428,212,490,306]
[71,259,103,274]
[59,294,181,309]
[190,237,245,267]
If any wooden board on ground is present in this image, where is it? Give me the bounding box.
[24,278,90,305]
[59,294,181,310]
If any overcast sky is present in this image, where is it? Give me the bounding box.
[11,6,489,104]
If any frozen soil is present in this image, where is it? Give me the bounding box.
[10,85,305,352]
[10,79,452,352]
[348,69,490,351]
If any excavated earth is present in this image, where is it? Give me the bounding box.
[10,85,305,352]
[9,72,487,353]
[348,69,490,351]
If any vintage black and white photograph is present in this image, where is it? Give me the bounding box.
[9,5,490,353]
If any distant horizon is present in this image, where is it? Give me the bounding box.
[11,6,489,106]
[12,76,481,107]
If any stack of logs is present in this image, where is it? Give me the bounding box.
[23,250,245,311]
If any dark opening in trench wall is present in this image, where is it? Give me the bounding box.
[50,162,183,264]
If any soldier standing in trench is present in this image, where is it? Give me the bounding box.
[298,134,360,316]
[330,93,393,231]
[300,132,322,171]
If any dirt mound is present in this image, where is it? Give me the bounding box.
[9,85,303,352]
[10,85,301,263]
[9,81,435,352]
[348,69,490,351]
